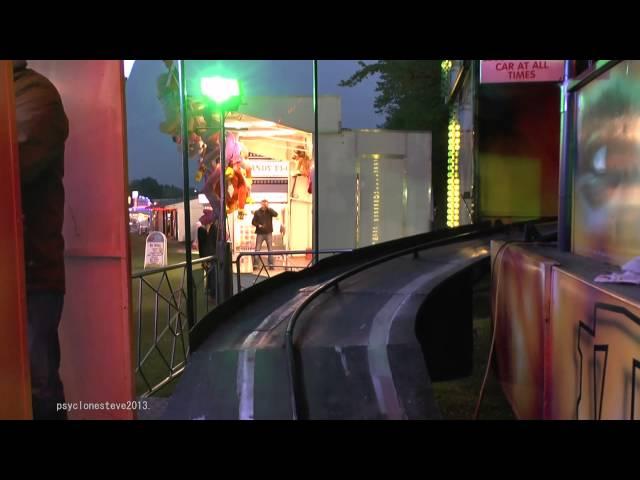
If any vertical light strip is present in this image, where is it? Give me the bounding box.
[402,170,408,236]
[355,158,360,248]
[447,115,461,227]
[372,155,381,244]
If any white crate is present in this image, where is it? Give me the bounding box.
[237,254,254,273]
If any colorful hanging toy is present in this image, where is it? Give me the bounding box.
[292,147,313,195]
[156,61,253,218]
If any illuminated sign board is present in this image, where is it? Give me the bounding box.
[480,60,565,84]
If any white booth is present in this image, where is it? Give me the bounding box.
[225,113,313,273]
[168,96,432,271]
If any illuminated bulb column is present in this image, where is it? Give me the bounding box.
[441,60,453,94]
[372,155,381,244]
[447,116,461,227]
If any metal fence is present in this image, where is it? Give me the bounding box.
[132,255,216,398]
[234,249,353,293]
[133,248,352,398]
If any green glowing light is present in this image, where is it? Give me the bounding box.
[201,76,241,110]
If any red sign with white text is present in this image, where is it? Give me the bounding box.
[480,60,565,84]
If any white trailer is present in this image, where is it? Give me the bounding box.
[318,129,432,250]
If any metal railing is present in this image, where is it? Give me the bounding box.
[234,249,353,293]
[132,248,351,397]
[132,255,216,398]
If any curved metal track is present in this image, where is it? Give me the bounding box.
[162,220,549,420]
[284,228,491,419]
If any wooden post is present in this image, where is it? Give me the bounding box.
[0,60,33,420]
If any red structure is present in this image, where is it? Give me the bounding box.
[0,60,32,419]
[0,61,134,420]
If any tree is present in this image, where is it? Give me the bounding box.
[129,177,185,200]
[340,60,449,229]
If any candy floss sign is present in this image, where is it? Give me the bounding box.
[480,60,565,84]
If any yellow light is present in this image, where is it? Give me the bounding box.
[447,115,462,228]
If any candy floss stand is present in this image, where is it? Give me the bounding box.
[224,114,313,273]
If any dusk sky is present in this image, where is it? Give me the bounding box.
[125,60,384,188]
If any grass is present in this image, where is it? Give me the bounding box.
[431,275,515,420]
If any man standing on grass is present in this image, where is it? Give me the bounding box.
[251,199,278,271]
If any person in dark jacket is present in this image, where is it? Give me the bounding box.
[13,60,69,420]
[251,199,278,270]
[197,216,218,302]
